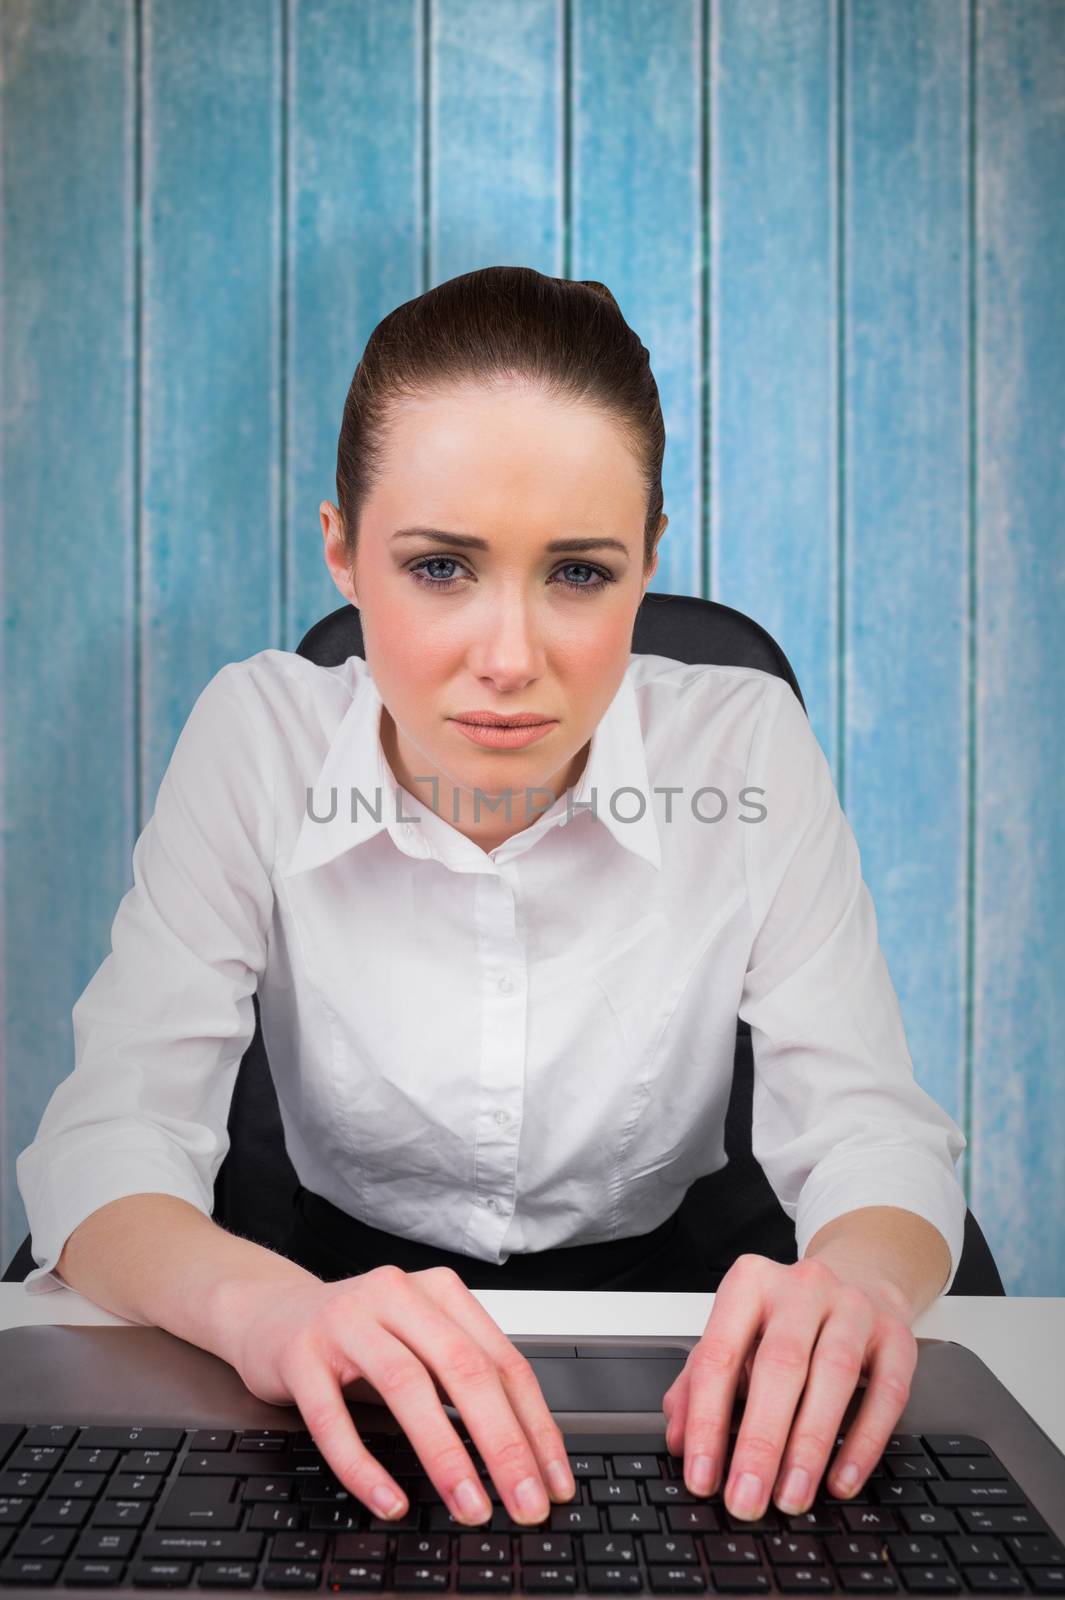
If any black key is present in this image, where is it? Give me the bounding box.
[584,1534,638,1566]
[398,1563,453,1590]
[0,1554,62,1583]
[705,1570,771,1592]
[456,1533,509,1565]
[450,1568,511,1593]
[190,1430,235,1452]
[837,1573,898,1591]
[327,1561,387,1589]
[11,1526,76,1557]
[49,1470,107,1498]
[199,1560,258,1586]
[924,1436,991,1457]
[262,1560,322,1587]
[63,1556,127,1585]
[897,1572,964,1593]
[643,1534,699,1565]
[612,1457,661,1479]
[29,1497,91,1528]
[583,1567,641,1592]
[139,1531,264,1561]
[333,1534,389,1563]
[520,1534,575,1565]
[130,1557,194,1585]
[960,1567,1026,1592]
[1029,1574,1065,1594]
[646,1566,706,1590]
[75,1529,138,1559]
[522,1568,578,1592]
[774,1571,836,1593]
[886,1536,950,1566]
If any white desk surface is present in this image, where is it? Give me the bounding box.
[3,1287,1063,1459]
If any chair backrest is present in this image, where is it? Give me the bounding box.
[4,592,1004,1292]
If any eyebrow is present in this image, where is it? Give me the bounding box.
[391,526,630,555]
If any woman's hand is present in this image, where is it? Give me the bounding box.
[660,1253,918,1521]
[227,1263,576,1528]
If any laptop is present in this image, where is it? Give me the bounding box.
[1,1323,1063,1595]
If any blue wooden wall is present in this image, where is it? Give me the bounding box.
[2,0,1063,1294]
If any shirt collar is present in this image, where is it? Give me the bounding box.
[280,655,661,878]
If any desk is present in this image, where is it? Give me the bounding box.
[3,1286,1063,1458]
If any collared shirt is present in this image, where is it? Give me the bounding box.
[17,647,969,1295]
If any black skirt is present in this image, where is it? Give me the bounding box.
[280,1184,705,1293]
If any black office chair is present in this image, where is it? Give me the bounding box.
[3,592,1005,1295]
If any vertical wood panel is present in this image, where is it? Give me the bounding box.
[711,0,839,767]
[974,0,1065,1294]
[571,0,704,601]
[843,1,972,1189]
[288,0,423,650]
[1,0,135,1269]
[141,0,281,803]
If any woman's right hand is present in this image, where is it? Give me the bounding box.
[228,1262,577,1529]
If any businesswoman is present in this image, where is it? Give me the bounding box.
[18,268,968,1536]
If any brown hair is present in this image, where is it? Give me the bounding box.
[335,266,666,574]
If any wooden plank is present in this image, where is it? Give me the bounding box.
[570,0,703,600]
[843,0,972,1213]
[1,0,135,1271]
[141,0,281,800]
[711,0,838,759]
[973,0,1065,1294]
[287,0,423,649]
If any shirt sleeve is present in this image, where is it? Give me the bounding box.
[737,675,968,1299]
[15,661,276,1294]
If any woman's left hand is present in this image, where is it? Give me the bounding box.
[660,1253,918,1521]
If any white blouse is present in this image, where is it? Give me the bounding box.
[17,645,968,1296]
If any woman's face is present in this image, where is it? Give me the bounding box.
[320,380,667,853]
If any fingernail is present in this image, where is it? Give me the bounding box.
[547,1459,574,1499]
[454,1477,490,1521]
[834,1461,861,1495]
[730,1471,763,1518]
[515,1475,550,1521]
[687,1453,713,1495]
[372,1484,405,1518]
[778,1466,810,1512]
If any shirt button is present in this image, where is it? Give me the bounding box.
[486,1198,504,1214]
[498,975,514,994]
[494,1109,509,1126]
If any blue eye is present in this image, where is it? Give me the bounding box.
[407,556,614,594]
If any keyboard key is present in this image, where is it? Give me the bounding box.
[63,1556,127,1585]
[130,1557,193,1585]
[646,1564,706,1590]
[773,1571,835,1593]
[521,1568,578,1592]
[262,1560,321,1587]
[327,1561,387,1589]
[0,1554,63,1583]
[199,1560,258,1587]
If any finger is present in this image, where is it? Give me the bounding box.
[679,1257,771,1504]
[369,1266,555,1526]
[282,1331,415,1525]
[663,1346,754,1459]
[412,1267,576,1504]
[823,1318,918,1501]
[723,1271,833,1520]
[765,1283,877,1515]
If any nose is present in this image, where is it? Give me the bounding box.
[465,584,546,685]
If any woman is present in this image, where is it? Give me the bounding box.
[17,268,967,1533]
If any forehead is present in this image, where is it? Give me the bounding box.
[371,385,645,533]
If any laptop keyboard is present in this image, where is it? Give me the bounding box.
[0,1421,1062,1593]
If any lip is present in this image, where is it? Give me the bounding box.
[452,718,557,750]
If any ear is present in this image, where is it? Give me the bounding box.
[321,501,359,608]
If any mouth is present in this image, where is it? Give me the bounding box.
[451,713,556,728]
